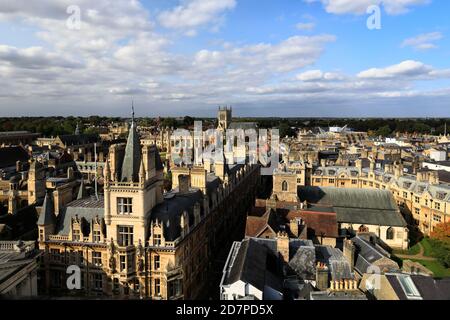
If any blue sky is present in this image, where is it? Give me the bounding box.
[0,0,449,117]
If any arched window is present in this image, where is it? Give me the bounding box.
[282,180,288,192]
[386,227,394,240]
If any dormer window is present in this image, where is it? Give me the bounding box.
[93,230,101,243]
[436,192,446,200]
[154,234,162,246]
[118,197,133,214]
[73,229,81,241]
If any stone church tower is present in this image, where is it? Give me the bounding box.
[217,106,232,131]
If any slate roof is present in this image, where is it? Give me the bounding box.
[37,191,56,226]
[298,186,406,227]
[55,196,104,236]
[386,274,450,300]
[58,134,99,146]
[351,235,398,274]
[150,189,204,242]
[288,245,316,280]
[222,238,282,293]
[315,245,354,280]
[0,146,29,169]
[0,242,40,287]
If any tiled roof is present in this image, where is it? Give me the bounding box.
[287,210,338,238]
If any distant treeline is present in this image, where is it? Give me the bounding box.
[0,116,448,138]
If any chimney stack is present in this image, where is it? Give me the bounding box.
[178,174,190,194]
[276,231,290,263]
[316,262,329,291]
[289,218,301,238]
[343,239,355,269]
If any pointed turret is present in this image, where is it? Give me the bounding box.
[121,102,142,182]
[104,158,111,182]
[37,190,56,226]
[139,156,146,183]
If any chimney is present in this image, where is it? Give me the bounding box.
[369,158,375,172]
[394,161,403,178]
[316,262,329,291]
[289,218,300,238]
[343,239,355,268]
[384,163,392,174]
[178,174,190,194]
[429,171,439,185]
[277,231,290,262]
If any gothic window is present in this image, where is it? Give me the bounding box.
[386,227,394,240]
[282,180,288,191]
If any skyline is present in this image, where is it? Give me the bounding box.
[1,0,450,117]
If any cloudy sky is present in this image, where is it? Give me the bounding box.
[0,0,449,117]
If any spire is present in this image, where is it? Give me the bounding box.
[75,123,80,135]
[37,190,56,226]
[77,179,88,200]
[121,102,141,182]
[104,158,111,181]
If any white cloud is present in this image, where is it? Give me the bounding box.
[357,60,434,79]
[158,0,236,34]
[304,0,430,15]
[401,32,443,50]
[296,22,316,31]
[297,70,343,81]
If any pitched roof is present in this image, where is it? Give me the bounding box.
[55,196,104,236]
[0,146,29,169]
[298,186,406,227]
[58,134,99,146]
[222,238,282,293]
[37,191,56,226]
[386,274,450,300]
[245,210,278,238]
[287,210,338,238]
[150,189,204,241]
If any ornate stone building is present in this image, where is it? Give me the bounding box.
[300,159,449,236]
[37,114,260,299]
